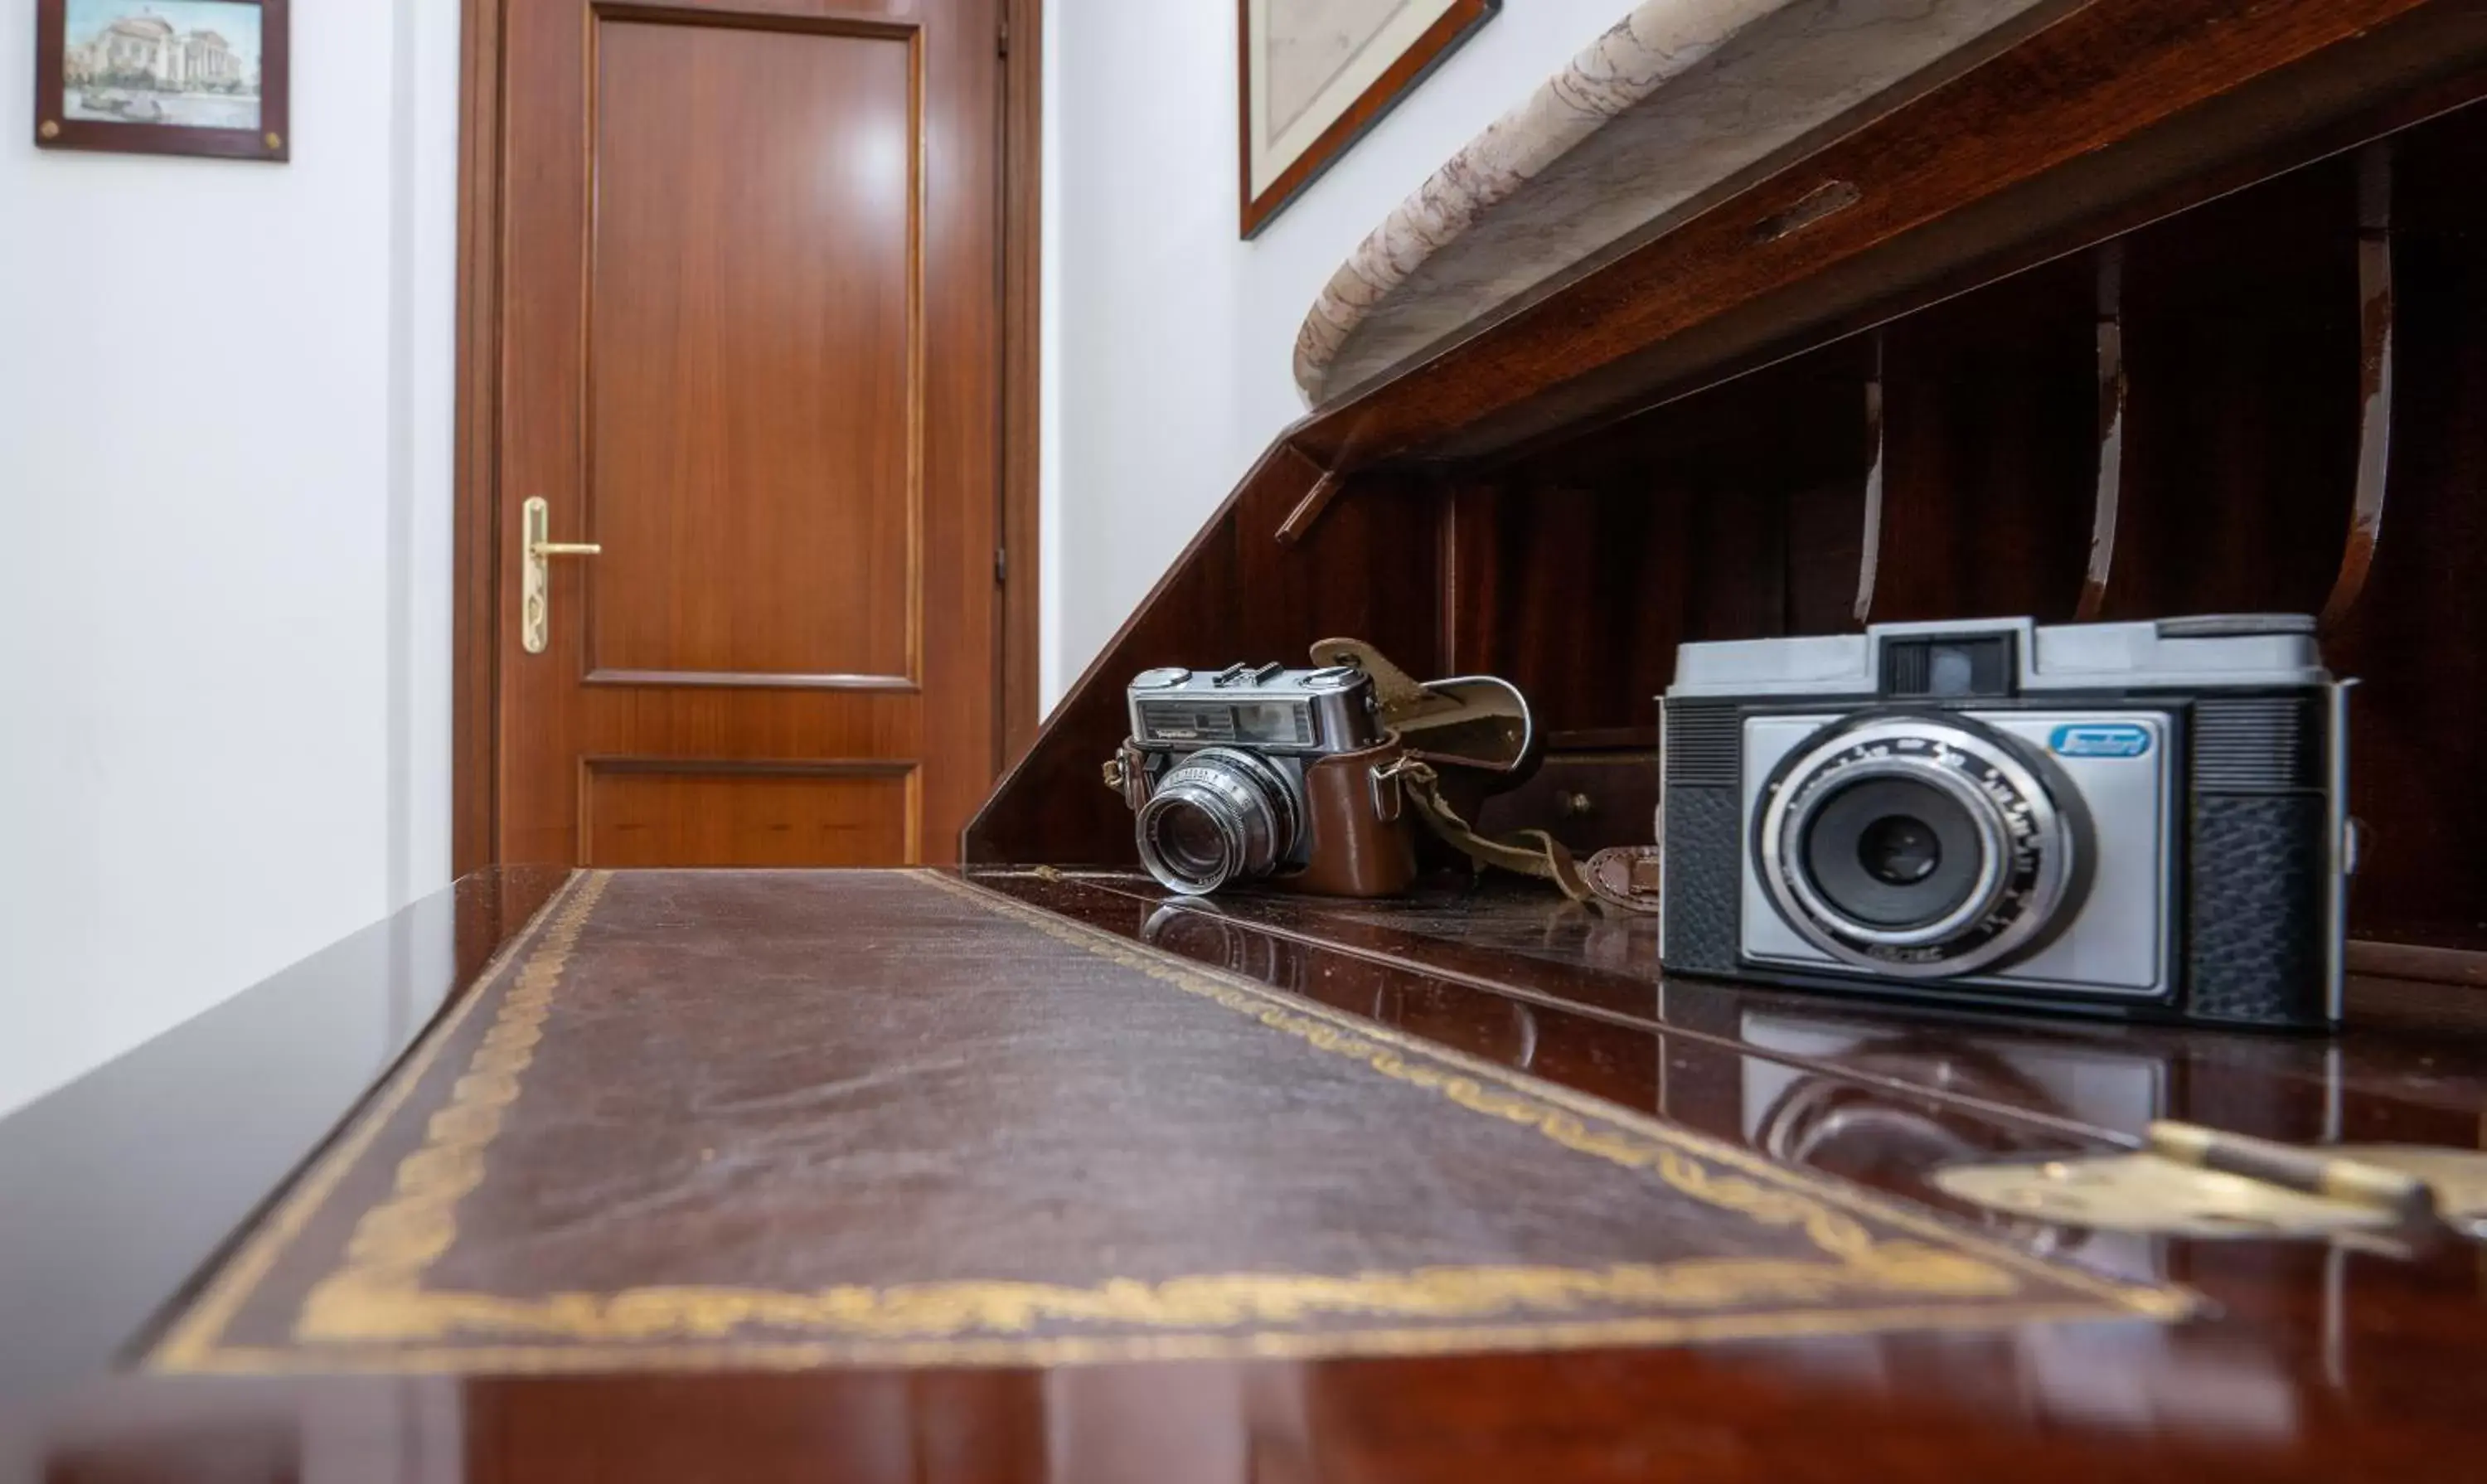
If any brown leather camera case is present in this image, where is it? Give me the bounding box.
[1282,737,1418,898]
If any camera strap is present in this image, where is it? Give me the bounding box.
[1582,846,1666,915]
[1381,757,1601,908]
[1311,636,1600,907]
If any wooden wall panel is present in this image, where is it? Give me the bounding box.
[2328,104,2487,949]
[2092,160,2363,620]
[962,453,1442,866]
[1867,260,2097,623]
[1449,485,1679,740]
[1452,346,1872,741]
[1783,473,1867,639]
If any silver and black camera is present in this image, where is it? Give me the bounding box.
[1658,615,2352,1029]
[1104,662,1413,898]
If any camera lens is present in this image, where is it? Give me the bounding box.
[1153,799,1229,879]
[1134,748,1303,895]
[1757,715,2092,978]
[1859,816,1938,884]
[1797,775,1985,930]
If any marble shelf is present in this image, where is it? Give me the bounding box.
[1294,0,2072,407]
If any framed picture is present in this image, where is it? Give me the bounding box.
[34,0,288,162]
[1239,0,1496,239]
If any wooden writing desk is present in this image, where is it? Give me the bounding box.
[4,866,2485,1480]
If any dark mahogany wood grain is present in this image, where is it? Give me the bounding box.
[963,457,1443,866]
[2092,158,2363,621]
[1448,347,1872,740]
[1866,259,2097,624]
[13,866,2487,1481]
[2324,101,2487,953]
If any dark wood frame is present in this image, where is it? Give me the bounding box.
[1237,0,1496,240]
[449,0,1045,874]
[448,0,505,876]
[32,0,288,161]
[1000,0,1044,768]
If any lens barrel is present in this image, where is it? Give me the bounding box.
[1801,773,1990,929]
[1757,715,2088,977]
[1134,748,1304,895]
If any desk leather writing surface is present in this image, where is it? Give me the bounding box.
[2,868,2485,1477]
[148,869,2174,1373]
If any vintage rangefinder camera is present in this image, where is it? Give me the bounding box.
[1104,662,1416,897]
[1659,615,2352,1028]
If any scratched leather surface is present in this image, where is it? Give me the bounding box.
[440,872,1644,1288]
[162,869,2176,1370]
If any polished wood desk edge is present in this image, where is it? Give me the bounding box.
[962,867,2487,1143]
[0,867,575,1404]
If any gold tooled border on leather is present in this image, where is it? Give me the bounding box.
[150,869,2191,1374]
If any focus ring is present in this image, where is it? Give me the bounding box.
[1757,717,2082,978]
[1134,748,1303,895]
[1777,754,2010,947]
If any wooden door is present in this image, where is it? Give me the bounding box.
[492,0,1002,869]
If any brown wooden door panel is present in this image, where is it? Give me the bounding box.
[589,18,920,686]
[497,0,1000,868]
[584,762,917,867]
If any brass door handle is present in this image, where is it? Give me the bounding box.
[521,496,599,654]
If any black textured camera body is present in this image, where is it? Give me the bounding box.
[1661,683,2340,1030]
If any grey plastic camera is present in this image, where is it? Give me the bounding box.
[1657,615,2352,1029]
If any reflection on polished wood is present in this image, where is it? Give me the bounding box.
[0,867,574,1406]
[7,866,2487,1477]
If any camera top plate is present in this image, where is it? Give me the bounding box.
[1669,615,2329,701]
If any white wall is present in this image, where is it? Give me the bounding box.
[1040,0,1632,706]
[0,0,460,1117]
